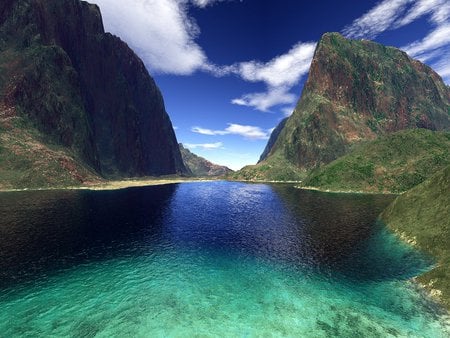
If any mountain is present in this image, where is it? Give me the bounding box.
[302,129,450,193]
[380,165,450,310]
[0,0,186,188]
[258,117,288,163]
[179,144,232,177]
[239,32,450,181]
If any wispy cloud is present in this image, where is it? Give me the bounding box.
[342,0,411,39]
[191,0,229,8]
[223,42,316,112]
[184,142,224,150]
[402,23,450,58]
[343,0,450,83]
[231,86,297,112]
[192,124,272,140]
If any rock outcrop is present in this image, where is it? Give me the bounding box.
[260,32,450,172]
[0,0,186,184]
[179,144,232,177]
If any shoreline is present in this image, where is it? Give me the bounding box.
[297,185,400,195]
[0,178,217,193]
[0,179,402,195]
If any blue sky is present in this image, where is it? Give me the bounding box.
[91,0,450,170]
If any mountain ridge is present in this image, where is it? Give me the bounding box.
[257,32,450,174]
[0,0,186,188]
[179,144,233,177]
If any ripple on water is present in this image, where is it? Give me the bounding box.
[0,182,448,337]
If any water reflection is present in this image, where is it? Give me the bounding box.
[0,182,431,287]
[0,184,178,286]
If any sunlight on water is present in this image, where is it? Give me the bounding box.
[0,182,448,337]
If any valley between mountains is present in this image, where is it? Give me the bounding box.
[0,0,449,318]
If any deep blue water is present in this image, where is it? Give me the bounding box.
[0,182,448,337]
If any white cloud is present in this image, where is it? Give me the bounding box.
[91,0,207,75]
[235,42,317,87]
[225,124,271,140]
[191,0,227,8]
[430,49,450,82]
[226,42,316,112]
[184,142,224,150]
[396,0,450,27]
[231,86,297,112]
[191,126,228,135]
[343,0,411,39]
[402,23,450,57]
[192,124,272,140]
[343,0,450,84]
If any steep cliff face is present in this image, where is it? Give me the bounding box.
[179,144,233,177]
[262,33,450,171]
[0,0,186,180]
[258,117,287,163]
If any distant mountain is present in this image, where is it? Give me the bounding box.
[179,144,232,177]
[235,32,450,182]
[380,165,450,310]
[302,129,450,193]
[0,0,186,188]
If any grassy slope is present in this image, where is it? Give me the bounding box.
[302,129,450,193]
[229,152,305,182]
[380,165,450,310]
[0,113,101,190]
[179,144,232,177]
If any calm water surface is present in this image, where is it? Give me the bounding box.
[0,182,448,337]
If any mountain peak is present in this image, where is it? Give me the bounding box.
[0,0,187,188]
[255,33,450,174]
[179,144,233,177]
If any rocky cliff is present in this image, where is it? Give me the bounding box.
[0,0,186,184]
[179,144,232,177]
[260,32,450,172]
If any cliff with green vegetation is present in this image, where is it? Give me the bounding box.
[0,0,186,189]
[380,166,450,310]
[229,152,304,182]
[179,144,232,177]
[302,129,450,193]
[235,32,450,182]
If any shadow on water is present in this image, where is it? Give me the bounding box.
[270,185,434,282]
[0,184,178,287]
[0,181,435,288]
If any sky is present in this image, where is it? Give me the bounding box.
[91,0,450,170]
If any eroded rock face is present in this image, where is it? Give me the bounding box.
[179,144,233,177]
[0,0,187,177]
[262,32,450,170]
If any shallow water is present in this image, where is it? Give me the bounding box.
[0,182,448,337]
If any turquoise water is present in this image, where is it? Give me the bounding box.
[0,182,448,337]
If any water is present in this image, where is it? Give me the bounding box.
[0,182,448,337]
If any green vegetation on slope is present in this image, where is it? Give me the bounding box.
[302,129,450,193]
[258,32,450,175]
[229,152,305,182]
[0,113,101,190]
[179,144,232,177]
[380,166,450,310]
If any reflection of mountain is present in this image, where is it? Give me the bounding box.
[271,186,390,260]
[269,185,428,281]
[0,184,178,286]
